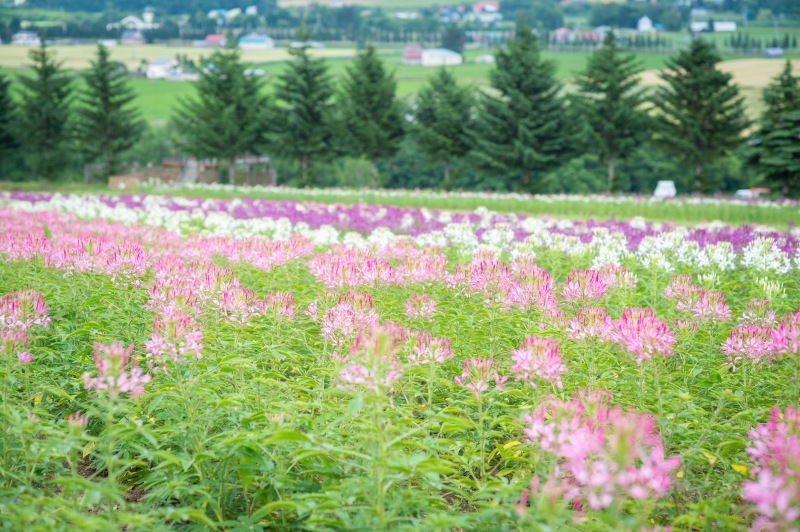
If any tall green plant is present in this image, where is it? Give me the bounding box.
[0,71,17,180]
[749,60,800,196]
[15,40,73,181]
[74,44,145,180]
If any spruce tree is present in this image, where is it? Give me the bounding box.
[471,20,571,191]
[411,68,473,189]
[0,71,17,180]
[15,41,73,181]
[338,45,404,188]
[75,44,145,180]
[441,24,467,54]
[274,44,334,186]
[172,44,268,184]
[749,60,800,196]
[653,39,747,191]
[575,31,648,192]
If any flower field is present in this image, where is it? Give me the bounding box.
[1,191,799,529]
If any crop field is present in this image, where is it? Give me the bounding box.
[0,189,799,529]
[3,43,795,123]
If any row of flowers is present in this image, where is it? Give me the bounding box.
[2,195,800,274]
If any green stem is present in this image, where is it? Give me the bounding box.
[477,394,486,480]
[427,362,435,409]
[371,406,387,529]
[104,394,118,523]
[638,363,646,412]
[1,352,10,486]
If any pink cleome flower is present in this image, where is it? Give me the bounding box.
[566,307,614,342]
[405,293,437,322]
[611,308,676,364]
[84,341,151,399]
[510,336,567,389]
[522,389,679,511]
[721,325,779,371]
[454,357,508,398]
[743,406,800,530]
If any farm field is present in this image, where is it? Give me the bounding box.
[0,190,799,528]
[2,43,797,123]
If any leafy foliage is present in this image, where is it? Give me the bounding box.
[0,71,16,179]
[749,60,800,196]
[410,69,473,189]
[575,31,649,192]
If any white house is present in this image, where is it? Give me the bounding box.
[637,16,654,32]
[226,8,242,19]
[239,34,274,50]
[475,54,495,64]
[245,5,258,16]
[107,11,159,31]
[11,31,41,46]
[713,21,737,32]
[146,58,180,80]
[421,48,463,67]
[690,21,710,32]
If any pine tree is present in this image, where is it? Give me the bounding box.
[74,44,145,180]
[441,24,467,54]
[411,68,474,189]
[15,41,73,181]
[749,61,800,196]
[652,39,747,191]
[337,45,404,188]
[172,44,268,184]
[575,31,648,192]
[471,20,572,191]
[273,44,334,186]
[0,71,17,180]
